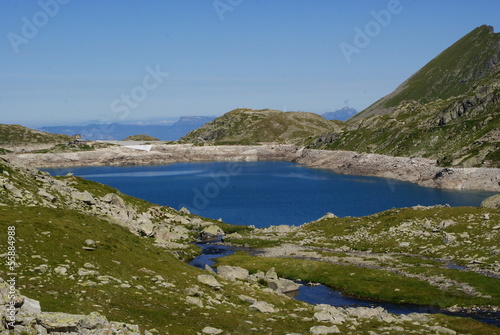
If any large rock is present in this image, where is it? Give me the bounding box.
[481,194,500,209]
[267,278,301,293]
[202,326,224,334]
[197,275,222,289]
[101,193,125,207]
[309,325,340,334]
[38,189,56,202]
[19,296,41,315]
[0,278,23,307]
[216,265,249,281]
[201,225,224,240]
[72,190,96,205]
[249,301,275,313]
[3,182,23,198]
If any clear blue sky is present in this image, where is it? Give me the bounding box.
[1,0,499,127]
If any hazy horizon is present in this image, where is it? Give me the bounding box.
[2,1,499,127]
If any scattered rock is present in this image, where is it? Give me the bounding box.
[78,268,99,277]
[428,326,457,334]
[202,326,224,334]
[438,219,458,230]
[54,266,68,275]
[101,193,125,207]
[238,295,257,304]
[72,190,96,205]
[186,296,204,308]
[83,239,97,251]
[481,194,500,209]
[197,275,222,289]
[309,325,340,334]
[33,264,48,274]
[38,189,57,202]
[216,265,249,281]
[265,267,278,280]
[249,301,275,313]
[267,278,301,293]
[201,225,224,240]
[204,264,216,275]
[179,207,191,214]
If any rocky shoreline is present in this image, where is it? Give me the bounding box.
[7,144,500,192]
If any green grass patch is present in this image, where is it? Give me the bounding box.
[216,253,498,308]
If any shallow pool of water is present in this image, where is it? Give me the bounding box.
[189,242,500,326]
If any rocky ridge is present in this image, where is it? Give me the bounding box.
[179,108,342,145]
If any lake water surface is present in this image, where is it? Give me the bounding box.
[44,161,495,228]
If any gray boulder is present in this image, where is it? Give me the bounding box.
[201,225,224,240]
[249,301,275,313]
[216,265,249,281]
[202,326,223,334]
[101,193,125,207]
[481,194,500,209]
[309,325,340,334]
[267,278,301,293]
[197,275,222,289]
[38,189,56,202]
[72,190,96,205]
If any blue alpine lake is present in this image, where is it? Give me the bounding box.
[44,161,495,228]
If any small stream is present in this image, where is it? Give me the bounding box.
[189,242,500,327]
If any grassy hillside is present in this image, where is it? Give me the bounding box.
[221,205,500,309]
[180,108,342,145]
[310,25,500,167]
[0,124,71,145]
[354,25,500,120]
[1,157,497,333]
[123,134,160,141]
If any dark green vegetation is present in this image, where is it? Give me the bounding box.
[31,142,116,154]
[222,206,500,309]
[123,134,160,141]
[180,108,342,145]
[0,124,71,145]
[310,26,500,167]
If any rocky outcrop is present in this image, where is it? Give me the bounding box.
[7,144,500,191]
[481,194,500,208]
[0,277,144,335]
[213,265,301,294]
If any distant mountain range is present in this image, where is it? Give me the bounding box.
[321,107,358,121]
[38,116,216,141]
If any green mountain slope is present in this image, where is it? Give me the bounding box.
[311,25,500,167]
[353,25,500,121]
[0,124,71,145]
[180,108,342,145]
[0,158,497,333]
